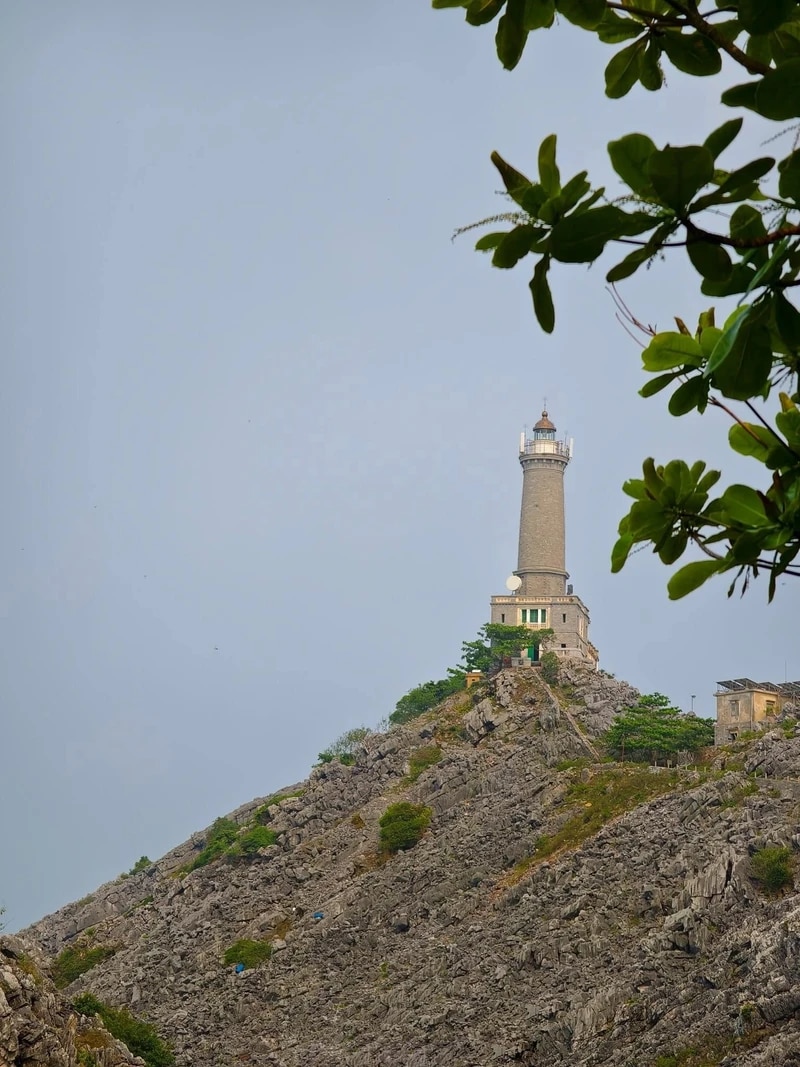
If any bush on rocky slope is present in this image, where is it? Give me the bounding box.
[73,992,175,1067]
[379,802,432,853]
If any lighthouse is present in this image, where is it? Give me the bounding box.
[490,411,597,667]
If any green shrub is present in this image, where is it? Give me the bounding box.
[128,856,151,876]
[72,994,174,1067]
[540,651,560,685]
[222,938,273,969]
[390,673,466,725]
[317,726,371,766]
[185,817,239,872]
[751,846,794,893]
[405,745,443,783]
[238,826,278,855]
[379,802,432,853]
[52,943,116,989]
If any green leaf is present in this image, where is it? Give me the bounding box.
[491,224,537,268]
[646,145,714,210]
[640,372,680,398]
[661,31,722,77]
[686,238,733,282]
[738,0,795,35]
[495,0,529,70]
[538,134,560,196]
[550,205,654,263]
[605,40,644,99]
[530,255,555,333]
[722,484,769,526]
[776,407,800,449]
[642,332,704,372]
[715,157,775,195]
[703,117,743,160]
[778,149,800,202]
[597,9,644,43]
[775,293,800,349]
[667,560,724,600]
[708,309,774,400]
[628,499,670,539]
[700,262,757,298]
[669,376,709,416]
[432,0,471,7]
[773,24,800,63]
[555,0,605,29]
[699,326,723,358]
[475,232,508,251]
[608,133,657,197]
[729,422,773,462]
[607,244,655,283]
[466,0,506,25]
[746,33,774,67]
[729,203,767,244]
[658,532,688,566]
[754,59,800,120]
[610,533,633,572]
[490,151,546,213]
[639,39,663,91]
[523,0,555,29]
[721,81,759,111]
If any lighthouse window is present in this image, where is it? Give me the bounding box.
[501,613,505,623]
[530,608,539,623]
[521,609,527,623]
[562,613,567,624]
[540,609,546,624]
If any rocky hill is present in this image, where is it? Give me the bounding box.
[19,665,800,1066]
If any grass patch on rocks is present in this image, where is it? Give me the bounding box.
[750,845,794,894]
[404,745,443,784]
[222,938,273,970]
[73,993,175,1067]
[52,941,117,989]
[507,765,682,885]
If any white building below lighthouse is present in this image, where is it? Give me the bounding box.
[490,410,598,667]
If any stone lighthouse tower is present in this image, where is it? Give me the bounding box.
[490,410,597,667]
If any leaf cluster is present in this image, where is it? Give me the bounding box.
[436,0,800,599]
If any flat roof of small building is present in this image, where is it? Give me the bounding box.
[716,678,800,699]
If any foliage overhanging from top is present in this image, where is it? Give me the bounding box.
[435,0,800,601]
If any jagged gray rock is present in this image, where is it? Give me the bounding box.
[20,665,800,1066]
[0,936,142,1066]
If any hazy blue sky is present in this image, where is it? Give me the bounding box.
[3,3,796,930]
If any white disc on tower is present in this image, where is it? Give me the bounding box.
[505,575,522,591]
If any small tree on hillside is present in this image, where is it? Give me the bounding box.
[317,726,372,766]
[604,693,714,764]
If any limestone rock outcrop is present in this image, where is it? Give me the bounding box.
[0,935,141,1067]
[21,665,800,1066]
